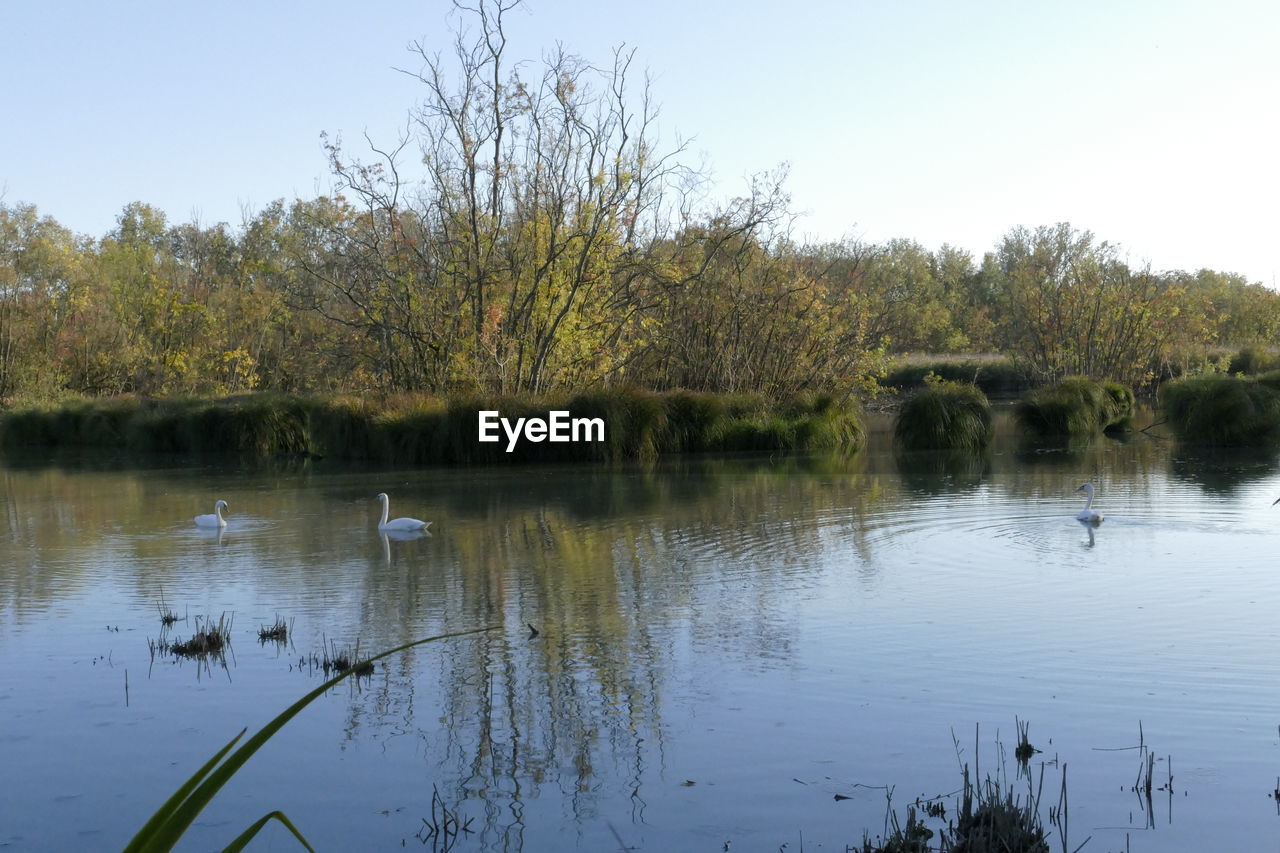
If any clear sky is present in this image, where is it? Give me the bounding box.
[3,1,1277,283]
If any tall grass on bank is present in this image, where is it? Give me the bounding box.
[0,390,865,463]
[1161,375,1280,446]
[881,356,1029,398]
[1015,377,1135,438]
[894,381,994,452]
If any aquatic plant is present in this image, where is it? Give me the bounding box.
[123,625,496,853]
[893,380,993,451]
[257,615,290,644]
[1015,376,1134,438]
[1160,375,1280,446]
[169,614,233,659]
[856,765,1052,853]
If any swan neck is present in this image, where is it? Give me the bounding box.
[1082,488,1094,509]
[379,496,389,526]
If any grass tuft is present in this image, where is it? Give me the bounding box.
[170,614,233,658]
[257,615,290,644]
[1015,376,1134,438]
[1160,375,1280,446]
[894,380,993,451]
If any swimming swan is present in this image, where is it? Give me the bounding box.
[377,493,431,532]
[1075,483,1103,524]
[195,499,228,528]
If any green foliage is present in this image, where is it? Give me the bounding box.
[4,9,1278,403]
[1015,376,1134,438]
[1160,375,1280,446]
[1101,380,1136,432]
[1229,345,1280,375]
[894,381,993,451]
[882,357,1027,397]
[123,626,495,853]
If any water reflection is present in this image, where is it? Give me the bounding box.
[194,525,227,545]
[894,447,990,494]
[1076,517,1097,548]
[4,419,1280,851]
[1169,445,1280,494]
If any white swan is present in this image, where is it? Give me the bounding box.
[1075,483,1103,524]
[377,493,431,532]
[194,499,228,528]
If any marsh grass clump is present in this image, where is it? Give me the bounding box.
[1015,376,1134,438]
[1101,380,1135,433]
[319,639,374,677]
[170,614,233,659]
[950,777,1050,853]
[1161,375,1280,446]
[894,380,993,451]
[257,615,291,644]
[1014,718,1037,764]
[857,767,1052,853]
[857,724,1069,853]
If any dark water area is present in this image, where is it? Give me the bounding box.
[3,412,1280,851]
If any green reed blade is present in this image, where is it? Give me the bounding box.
[127,625,498,853]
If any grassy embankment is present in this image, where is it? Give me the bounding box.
[0,390,865,463]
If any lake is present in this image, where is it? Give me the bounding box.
[3,411,1280,851]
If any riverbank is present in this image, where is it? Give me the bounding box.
[0,390,865,464]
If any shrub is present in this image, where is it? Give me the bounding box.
[1160,375,1280,446]
[894,381,993,451]
[1015,377,1134,438]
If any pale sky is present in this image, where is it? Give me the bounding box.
[3,1,1278,283]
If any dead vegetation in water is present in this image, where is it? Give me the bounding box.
[165,612,235,655]
[1090,720,1173,832]
[294,637,376,679]
[155,587,183,627]
[257,614,291,644]
[853,723,1083,853]
[1015,717,1039,764]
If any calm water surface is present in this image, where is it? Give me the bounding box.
[4,414,1280,851]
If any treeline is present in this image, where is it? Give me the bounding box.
[2,4,1276,403]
